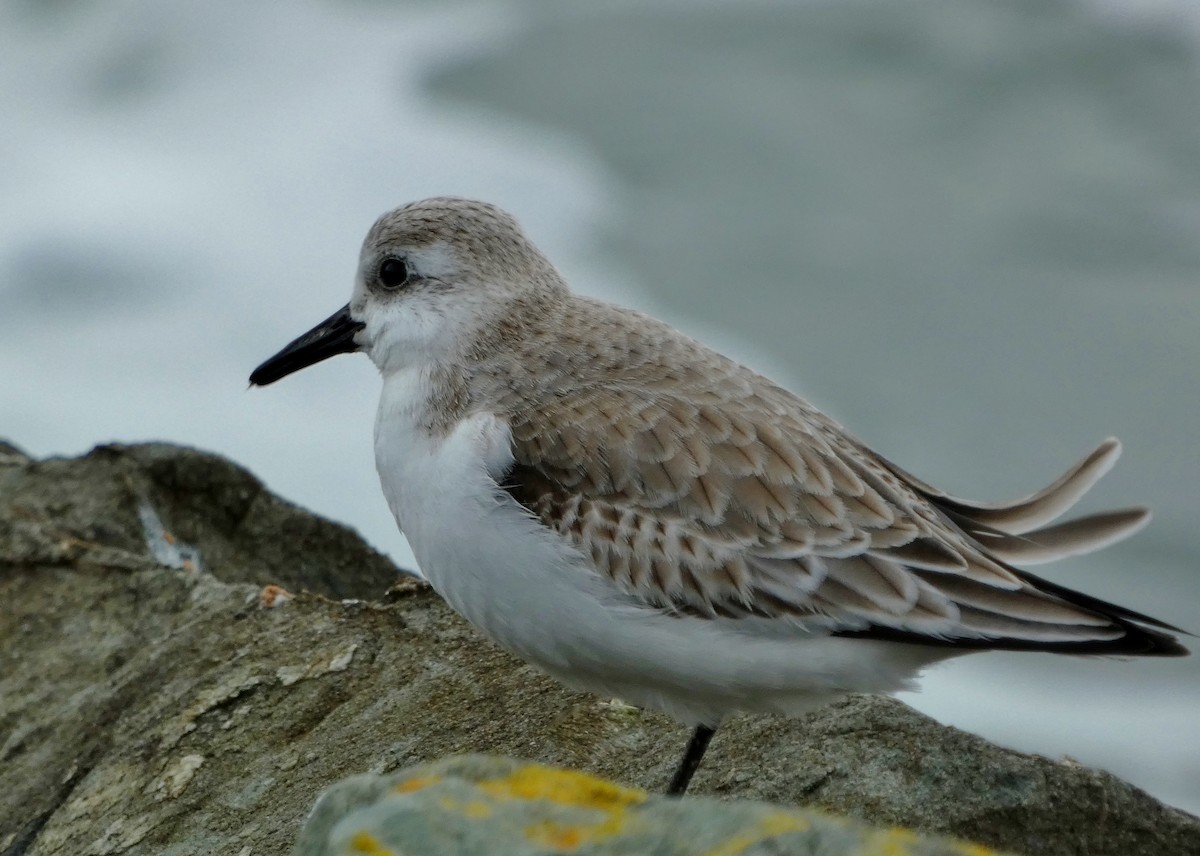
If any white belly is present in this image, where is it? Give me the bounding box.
[373,378,946,726]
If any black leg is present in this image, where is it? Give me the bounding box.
[666,724,717,796]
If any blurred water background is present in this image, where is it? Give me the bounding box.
[2,0,1197,813]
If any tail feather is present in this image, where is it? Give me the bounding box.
[883,438,1123,534]
[951,507,1150,565]
[841,437,1192,657]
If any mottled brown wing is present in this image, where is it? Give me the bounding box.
[502,363,1028,631]
[493,300,1182,653]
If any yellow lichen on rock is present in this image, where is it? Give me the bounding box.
[436,795,494,819]
[866,827,920,856]
[295,756,1027,855]
[517,797,640,850]
[478,764,647,811]
[348,831,395,856]
[860,827,1000,856]
[523,819,587,850]
[462,800,494,819]
[700,811,812,856]
[391,775,442,795]
[470,764,648,851]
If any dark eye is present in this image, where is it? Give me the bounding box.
[378,257,410,289]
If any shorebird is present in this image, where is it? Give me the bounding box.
[250,197,1187,795]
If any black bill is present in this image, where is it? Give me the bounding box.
[249,303,365,386]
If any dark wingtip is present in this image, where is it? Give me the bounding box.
[833,566,1191,657]
[1129,625,1190,657]
[834,622,1189,657]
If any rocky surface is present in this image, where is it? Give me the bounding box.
[0,441,400,600]
[1,441,1197,856]
[292,755,1007,856]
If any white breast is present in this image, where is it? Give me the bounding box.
[373,368,597,669]
[372,370,949,726]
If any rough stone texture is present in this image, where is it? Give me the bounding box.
[1,442,1197,856]
[0,442,401,599]
[292,755,1008,856]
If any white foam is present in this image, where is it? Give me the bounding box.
[0,0,629,572]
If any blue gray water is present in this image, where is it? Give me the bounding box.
[2,0,1197,813]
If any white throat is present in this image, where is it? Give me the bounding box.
[372,366,510,528]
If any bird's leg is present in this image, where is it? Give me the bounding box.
[666,724,717,796]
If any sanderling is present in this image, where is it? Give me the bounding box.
[250,197,1187,795]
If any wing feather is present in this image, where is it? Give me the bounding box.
[880,438,1125,535]
[958,508,1150,565]
[492,299,1184,656]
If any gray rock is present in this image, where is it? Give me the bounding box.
[1,441,1196,856]
[291,755,1004,856]
[0,441,29,464]
[0,442,402,598]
